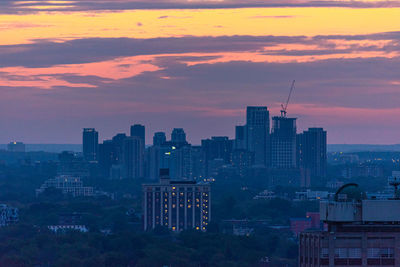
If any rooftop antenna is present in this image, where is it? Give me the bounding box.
[280,80,295,117]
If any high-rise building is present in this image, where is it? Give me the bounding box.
[300,183,400,267]
[146,145,172,181]
[111,133,127,164]
[171,128,187,146]
[234,125,246,150]
[98,140,115,177]
[153,132,166,146]
[123,137,144,179]
[246,106,270,166]
[130,124,145,145]
[271,117,297,168]
[201,136,233,177]
[297,128,327,187]
[98,133,127,178]
[82,128,99,161]
[143,169,211,232]
[147,144,203,181]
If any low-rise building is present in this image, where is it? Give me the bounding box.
[295,190,334,201]
[48,225,88,233]
[36,175,94,197]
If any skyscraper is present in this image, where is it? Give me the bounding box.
[123,136,144,179]
[271,117,297,168]
[234,125,246,150]
[171,128,187,146]
[153,132,166,146]
[130,124,145,149]
[246,106,270,166]
[98,140,115,177]
[297,128,327,187]
[201,136,233,177]
[82,128,98,161]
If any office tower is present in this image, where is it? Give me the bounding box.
[153,132,167,146]
[111,133,127,163]
[171,128,187,146]
[170,145,192,180]
[123,137,144,179]
[143,169,211,232]
[130,124,145,144]
[201,136,234,177]
[7,142,26,153]
[97,133,127,179]
[148,144,202,181]
[297,128,327,187]
[271,116,297,168]
[98,140,115,177]
[300,183,400,267]
[190,146,205,181]
[82,128,99,161]
[234,125,246,150]
[246,106,270,166]
[202,137,233,163]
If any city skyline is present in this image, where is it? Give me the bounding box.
[1,0,400,144]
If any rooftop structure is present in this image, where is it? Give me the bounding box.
[300,183,400,267]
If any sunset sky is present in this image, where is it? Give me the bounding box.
[1,0,400,144]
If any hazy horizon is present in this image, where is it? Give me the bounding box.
[1,0,400,144]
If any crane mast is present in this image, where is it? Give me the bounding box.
[280,80,295,117]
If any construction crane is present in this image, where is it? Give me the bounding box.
[280,80,295,117]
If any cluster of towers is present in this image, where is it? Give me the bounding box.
[82,106,326,187]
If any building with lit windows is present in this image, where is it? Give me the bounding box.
[300,183,400,267]
[143,169,211,232]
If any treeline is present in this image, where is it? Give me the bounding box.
[0,225,297,267]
